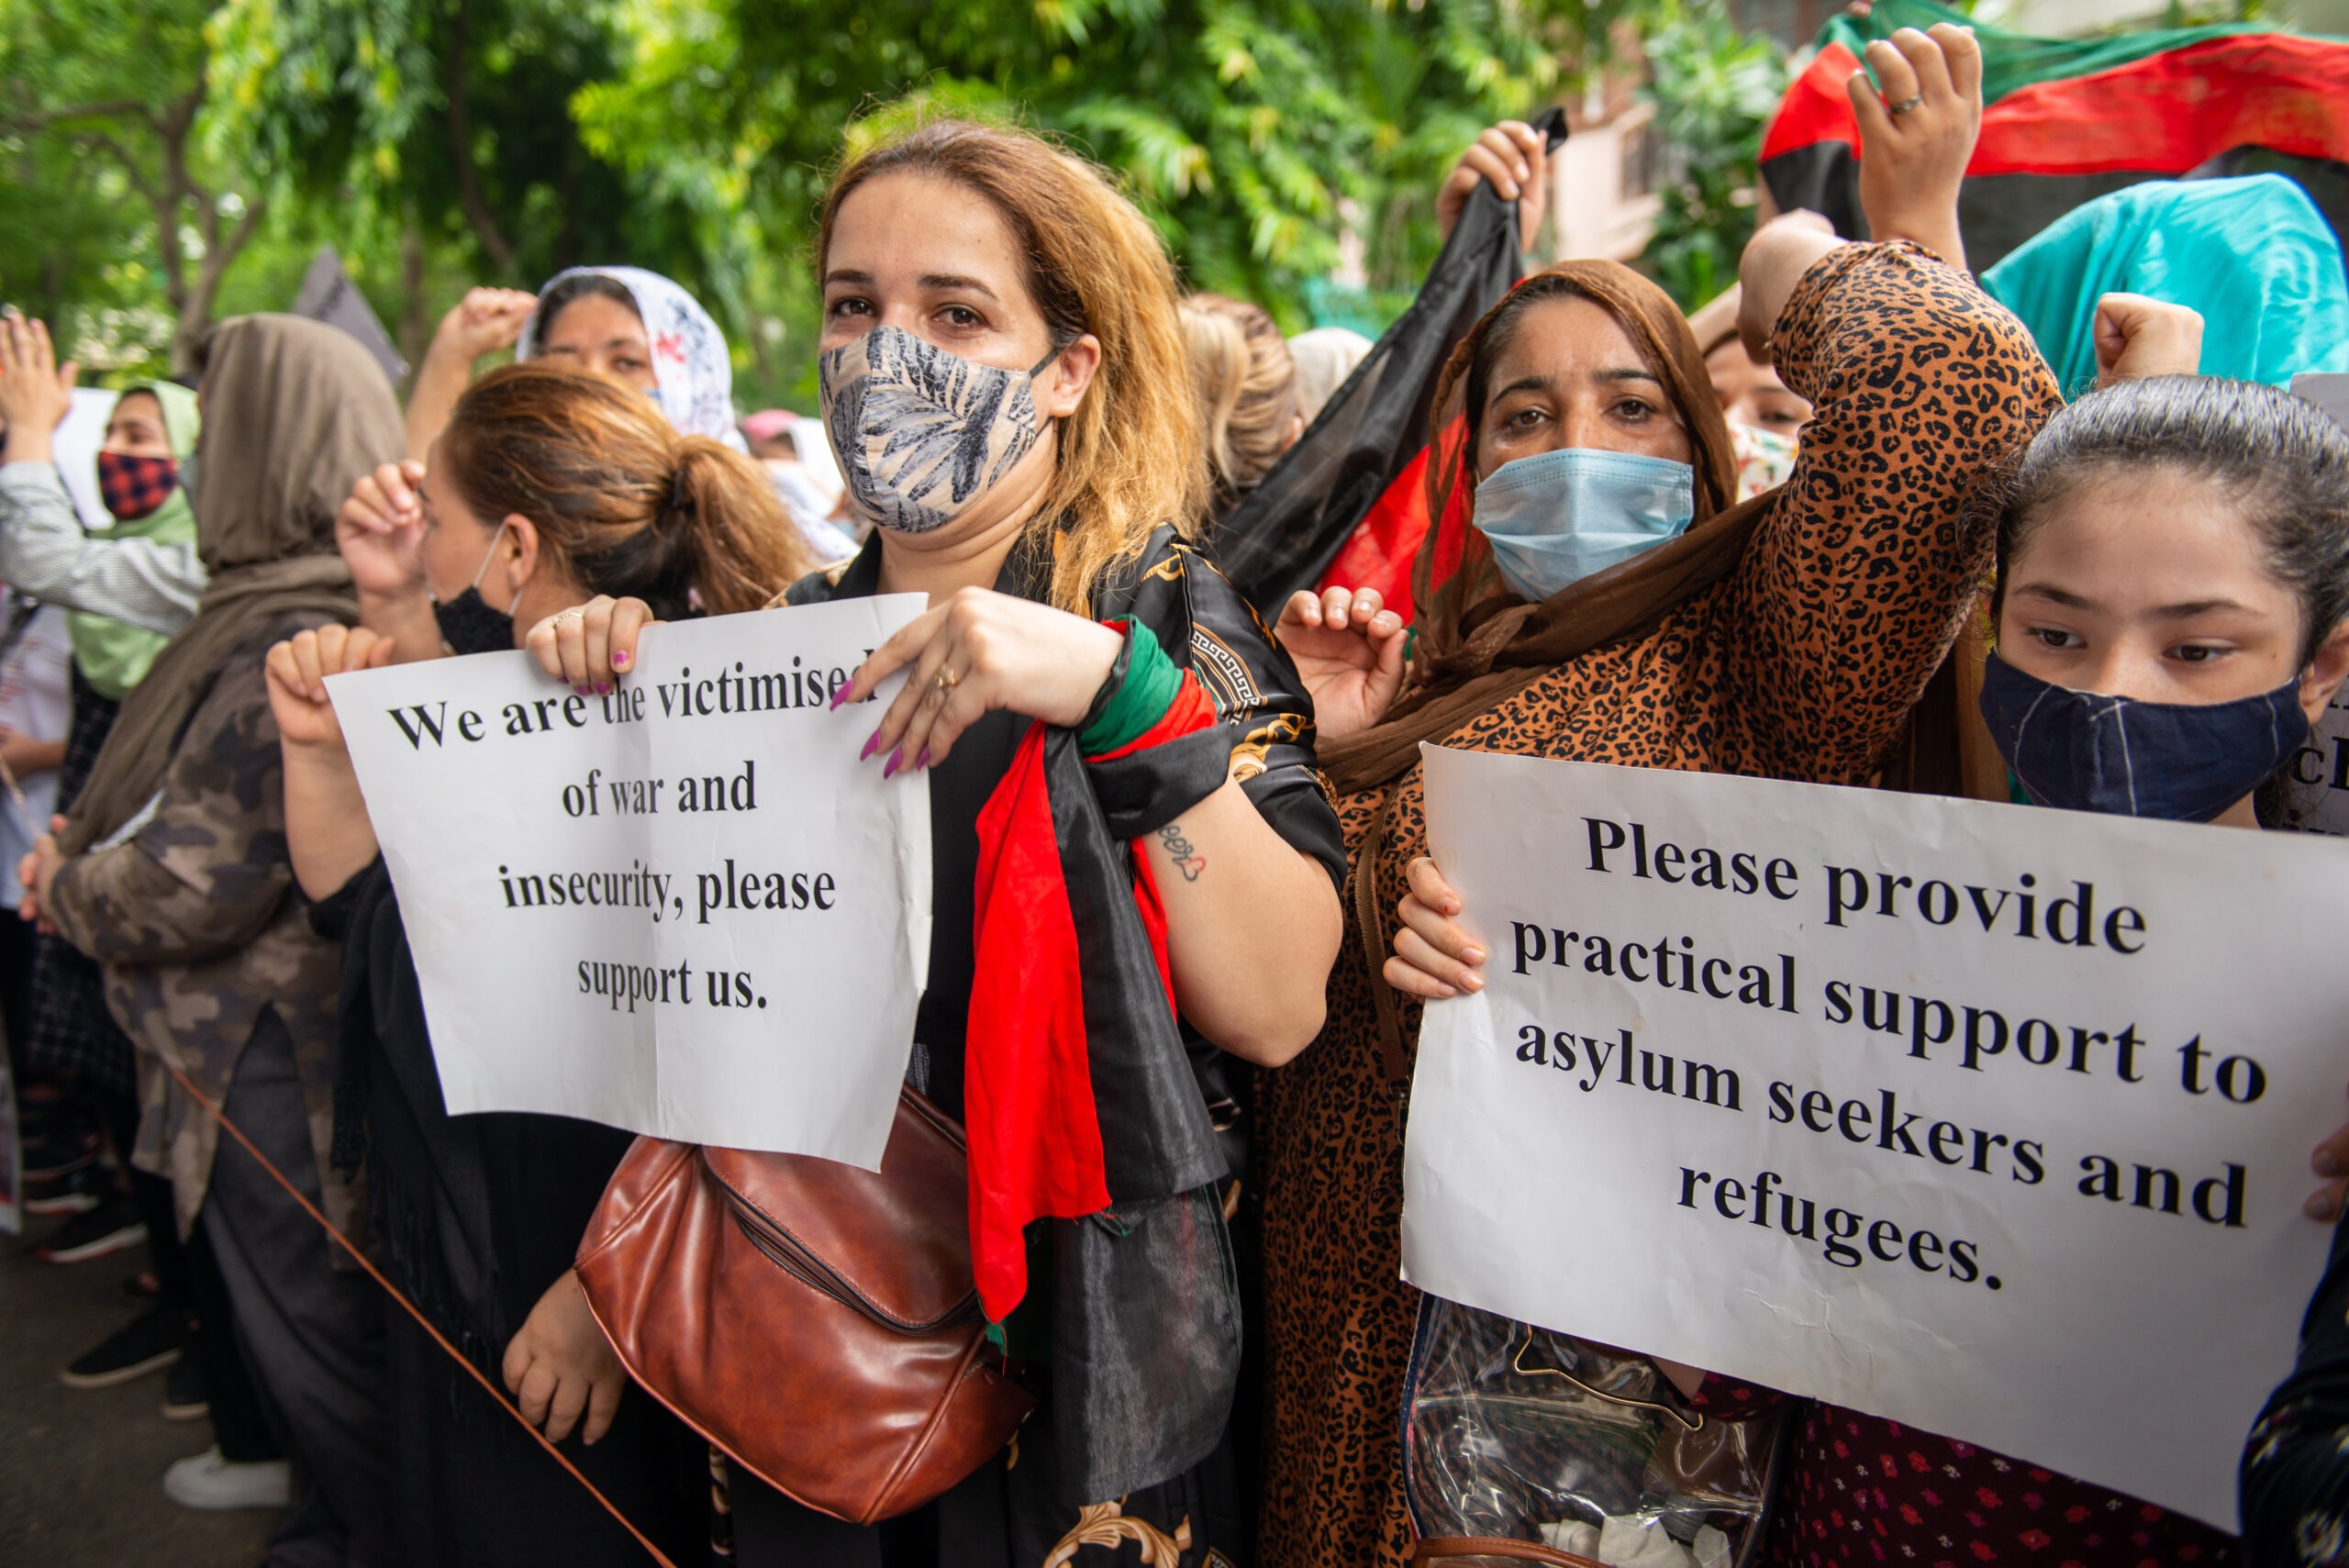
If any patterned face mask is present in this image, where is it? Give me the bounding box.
[818,324,1060,534]
[96,450,181,521]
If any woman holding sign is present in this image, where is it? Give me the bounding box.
[1247,25,2078,1568]
[1378,358,2349,1549]
[537,117,1346,1567]
[266,362,812,1566]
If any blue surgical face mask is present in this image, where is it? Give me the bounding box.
[1978,649,2310,821]
[1471,448,1696,603]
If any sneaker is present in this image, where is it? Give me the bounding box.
[22,1162,109,1217]
[161,1347,208,1420]
[60,1303,186,1389]
[21,1128,99,1181]
[38,1194,147,1263]
[162,1446,292,1511]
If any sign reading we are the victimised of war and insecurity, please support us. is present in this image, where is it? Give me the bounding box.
[326,595,931,1170]
[1403,743,2349,1529]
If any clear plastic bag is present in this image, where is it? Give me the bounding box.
[1401,1296,1790,1568]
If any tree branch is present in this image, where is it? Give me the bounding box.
[72,129,160,206]
[0,99,153,134]
[446,0,518,273]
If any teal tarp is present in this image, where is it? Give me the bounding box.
[1982,174,2349,396]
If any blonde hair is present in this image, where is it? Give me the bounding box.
[818,117,1207,614]
[1180,293,1298,511]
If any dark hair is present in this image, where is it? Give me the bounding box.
[532,272,642,344]
[438,363,811,619]
[1995,376,2349,665]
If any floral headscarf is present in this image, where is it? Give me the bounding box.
[518,265,747,450]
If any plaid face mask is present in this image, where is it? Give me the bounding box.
[96,450,180,522]
[818,324,1060,535]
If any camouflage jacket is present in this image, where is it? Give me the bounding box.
[45,616,351,1240]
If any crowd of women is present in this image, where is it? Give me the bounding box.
[9,18,2349,1568]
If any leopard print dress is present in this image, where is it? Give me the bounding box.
[1253,242,2062,1568]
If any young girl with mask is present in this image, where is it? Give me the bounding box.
[1386,373,2349,1563]
[1242,26,2078,1568]
[531,115,1346,1568]
[264,361,810,1567]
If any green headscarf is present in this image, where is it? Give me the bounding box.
[69,379,200,700]
[1982,175,2349,397]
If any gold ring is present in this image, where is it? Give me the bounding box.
[1888,94,1925,115]
[935,666,960,695]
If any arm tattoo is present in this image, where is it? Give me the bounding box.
[1157,822,1206,883]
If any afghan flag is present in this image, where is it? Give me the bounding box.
[1215,110,1564,619]
[1761,0,2349,274]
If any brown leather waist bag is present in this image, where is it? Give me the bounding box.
[573,1088,1035,1525]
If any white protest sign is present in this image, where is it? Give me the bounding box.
[328,596,930,1166]
[1402,744,2349,1529]
[2279,687,2349,836]
[2284,373,2349,836]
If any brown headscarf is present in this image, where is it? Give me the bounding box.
[1319,259,1779,794]
[60,316,405,854]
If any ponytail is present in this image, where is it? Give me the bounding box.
[439,363,815,619]
[661,439,808,615]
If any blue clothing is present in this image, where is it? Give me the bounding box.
[1982,174,2349,395]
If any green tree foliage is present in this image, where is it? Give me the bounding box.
[208,0,662,289]
[1638,5,1789,312]
[0,0,268,371]
[571,0,1671,403]
[6,0,1801,402]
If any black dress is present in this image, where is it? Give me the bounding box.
[320,862,708,1568]
[729,527,1343,1568]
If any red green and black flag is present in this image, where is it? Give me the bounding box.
[1761,0,2349,273]
[1215,110,1564,618]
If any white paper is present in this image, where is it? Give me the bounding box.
[2279,685,2349,836]
[1403,744,2349,1529]
[328,595,930,1167]
[2286,373,2349,835]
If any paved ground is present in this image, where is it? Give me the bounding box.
[1,1211,276,1568]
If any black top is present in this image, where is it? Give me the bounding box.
[322,864,636,1361]
[788,526,1345,1130]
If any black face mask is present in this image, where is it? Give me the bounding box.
[1979,649,2310,821]
[434,588,516,658]
[436,520,517,657]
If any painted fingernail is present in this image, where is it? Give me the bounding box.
[882,746,904,779]
[860,729,882,761]
[574,684,592,696]
[596,684,611,696]
[611,650,630,670]
[2319,1151,2343,1178]
[2310,1191,2337,1221]
[915,746,931,772]
[829,684,849,710]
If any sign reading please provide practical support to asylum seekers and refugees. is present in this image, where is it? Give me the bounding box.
[327,595,930,1168]
[1402,743,2349,1529]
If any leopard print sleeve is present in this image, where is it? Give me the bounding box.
[1716,241,2059,783]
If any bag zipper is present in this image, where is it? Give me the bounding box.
[715,1171,982,1336]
